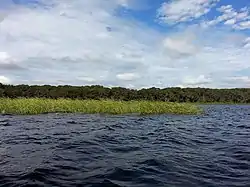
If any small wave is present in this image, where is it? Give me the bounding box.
[19,168,56,183]
[54,165,79,171]
[107,167,142,181]
[92,179,122,187]
[67,120,78,124]
[110,145,141,153]
[0,119,11,126]
[138,159,163,167]
[0,105,249,187]
[232,151,250,162]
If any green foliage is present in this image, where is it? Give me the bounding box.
[0,83,249,103]
[0,98,202,115]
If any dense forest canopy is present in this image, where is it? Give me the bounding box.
[0,83,249,103]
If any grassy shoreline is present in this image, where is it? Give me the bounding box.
[0,98,202,115]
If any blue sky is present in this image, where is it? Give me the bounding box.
[0,0,250,88]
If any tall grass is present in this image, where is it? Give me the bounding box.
[0,98,202,115]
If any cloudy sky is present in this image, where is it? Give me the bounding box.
[0,0,250,88]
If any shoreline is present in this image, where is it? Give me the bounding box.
[0,98,202,115]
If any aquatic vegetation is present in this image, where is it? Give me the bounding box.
[0,98,202,115]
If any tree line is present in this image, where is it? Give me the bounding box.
[0,83,249,103]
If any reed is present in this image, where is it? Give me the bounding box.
[0,98,202,115]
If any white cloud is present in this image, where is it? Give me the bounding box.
[163,31,199,58]
[0,51,23,70]
[0,0,249,88]
[238,21,250,29]
[224,76,250,87]
[77,76,96,83]
[0,75,11,84]
[244,37,250,48]
[116,73,140,81]
[203,4,250,30]
[157,0,220,24]
[183,75,212,86]
[229,76,250,82]
[217,5,233,12]
[224,19,236,25]
[0,51,12,62]
[117,0,150,10]
[0,12,5,22]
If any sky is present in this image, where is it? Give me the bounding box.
[0,0,250,88]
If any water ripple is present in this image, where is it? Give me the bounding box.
[0,105,250,187]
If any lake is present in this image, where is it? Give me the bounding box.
[0,105,249,187]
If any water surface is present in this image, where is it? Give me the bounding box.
[0,105,250,187]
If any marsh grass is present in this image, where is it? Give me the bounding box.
[0,98,202,115]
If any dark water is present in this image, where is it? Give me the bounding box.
[0,105,250,187]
